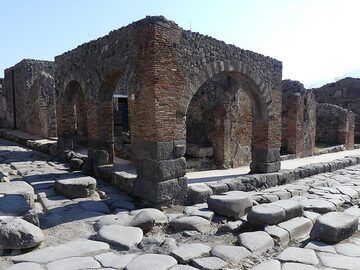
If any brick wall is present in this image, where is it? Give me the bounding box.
[313,78,360,141]
[316,103,355,149]
[282,80,316,157]
[2,59,56,137]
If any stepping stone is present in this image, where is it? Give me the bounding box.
[310,212,358,244]
[303,211,321,223]
[344,206,360,221]
[187,184,213,204]
[319,253,360,270]
[0,217,44,249]
[171,243,211,263]
[5,262,43,270]
[0,181,35,204]
[247,204,286,227]
[12,239,109,263]
[282,262,317,270]
[264,225,290,245]
[97,225,143,250]
[130,208,168,224]
[207,191,252,219]
[130,211,156,232]
[278,217,313,240]
[252,260,281,270]
[191,256,227,270]
[304,240,336,253]
[184,206,214,221]
[335,243,360,257]
[169,216,210,233]
[278,247,319,265]
[94,213,134,230]
[300,199,336,214]
[211,245,251,264]
[55,176,96,198]
[95,252,138,269]
[46,256,101,270]
[238,231,274,253]
[271,199,303,219]
[125,254,177,270]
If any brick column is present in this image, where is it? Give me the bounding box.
[57,102,77,152]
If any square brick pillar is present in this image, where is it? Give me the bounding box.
[56,102,77,152]
[131,18,188,204]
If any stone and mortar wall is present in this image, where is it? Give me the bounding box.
[313,78,360,140]
[55,16,282,203]
[186,74,252,169]
[282,80,316,157]
[3,59,56,138]
[316,103,355,149]
[0,78,6,127]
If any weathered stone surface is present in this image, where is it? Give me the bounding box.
[252,260,281,270]
[304,240,336,253]
[271,199,303,220]
[55,176,96,199]
[300,199,336,213]
[94,214,134,230]
[130,208,168,224]
[211,245,251,264]
[184,206,214,221]
[130,210,155,232]
[95,252,137,269]
[186,144,214,158]
[335,243,360,257]
[5,262,44,270]
[46,256,101,270]
[281,262,317,270]
[207,191,252,219]
[278,217,313,240]
[310,212,358,244]
[319,252,360,270]
[0,194,32,216]
[170,265,198,270]
[97,225,143,250]
[0,181,35,204]
[171,243,211,263]
[191,256,227,270]
[278,247,319,265]
[12,239,109,263]
[238,231,274,253]
[264,225,290,245]
[218,220,243,233]
[169,216,210,233]
[0,217,44,249]
[125,254,177,270]
[247,204,286,227]
[187,184,213,204]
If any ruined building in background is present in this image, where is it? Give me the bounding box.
[313,78,360,142]
[281,80,316,157]
[0,59,56,138]
[55,16,283,203]
[316,103,355,150]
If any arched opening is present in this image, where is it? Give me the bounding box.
[96,69,133,166]
[60,80,88,150]
[186,73,253,171]
[182,69,280,174]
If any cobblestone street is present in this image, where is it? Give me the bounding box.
[1,138,360,270]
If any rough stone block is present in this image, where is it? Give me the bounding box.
[187,184,213,204]
[134,177,187,204]
[140,157,186,182]
[278,217,313,240]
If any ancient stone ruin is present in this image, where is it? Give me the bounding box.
[313,77,360,141]
[54,16,282,203]
[1,16,360,270]
[1,59,56,138]
[281,80,316,157]
[316,103,355,150]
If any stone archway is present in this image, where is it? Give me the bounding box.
[178,61,281,174]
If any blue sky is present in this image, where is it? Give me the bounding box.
[1,0,359,87]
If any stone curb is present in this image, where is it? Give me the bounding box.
[188,155,360,204]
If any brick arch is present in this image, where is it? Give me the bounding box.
[178,60,280,174]
[178,60,273,121]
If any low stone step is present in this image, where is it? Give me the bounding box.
[310,212,358,244]
[55,175,97,199]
